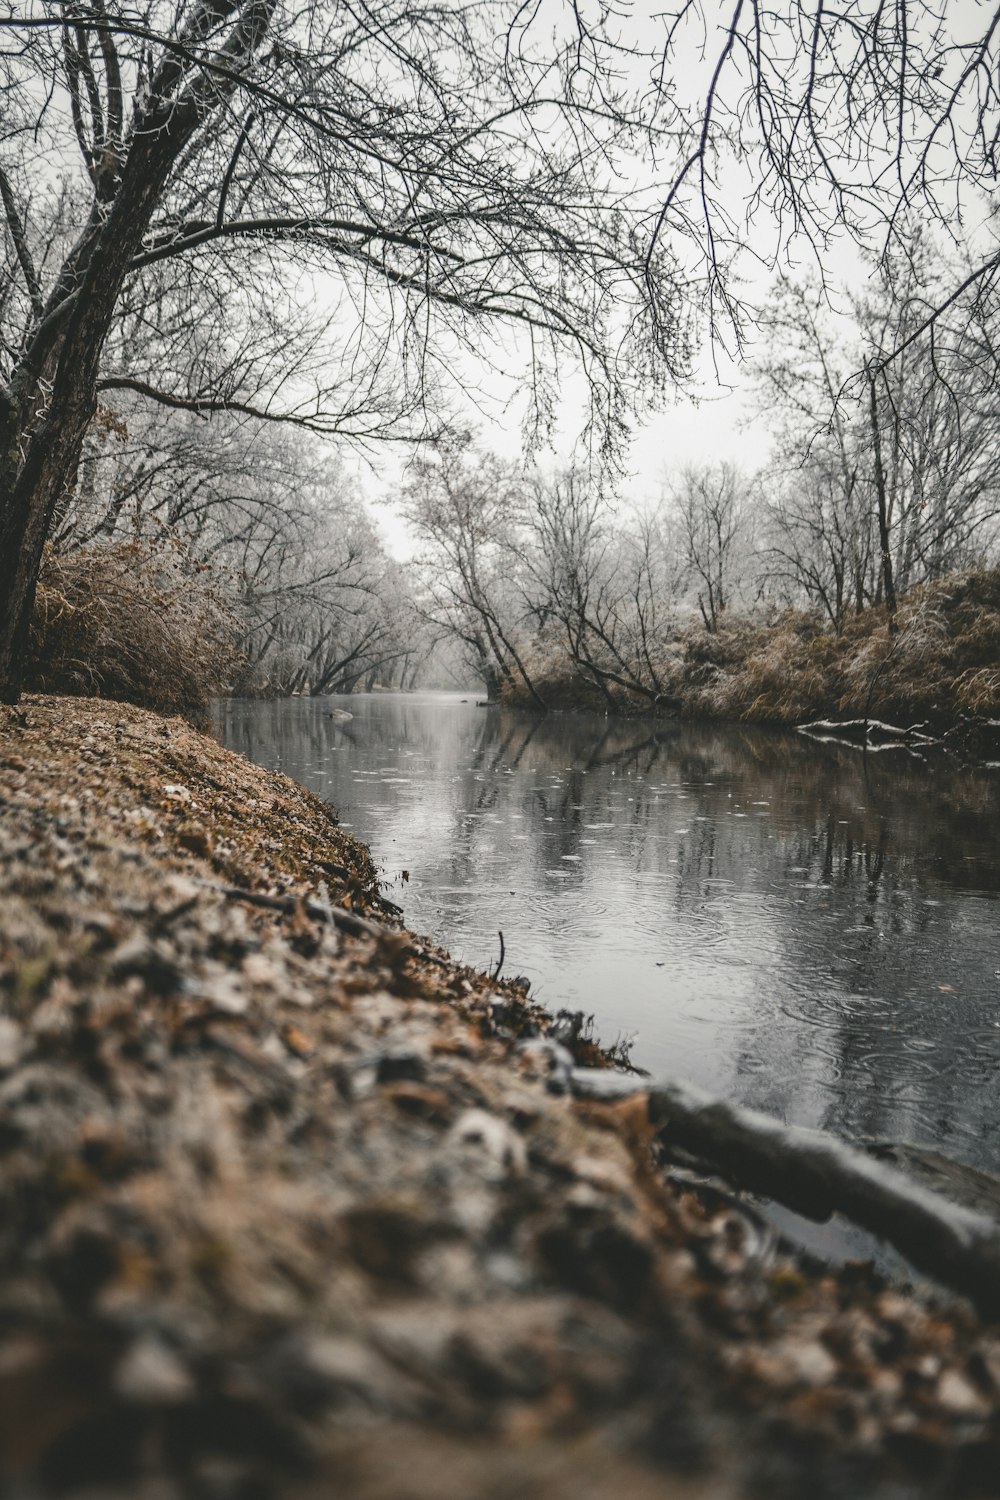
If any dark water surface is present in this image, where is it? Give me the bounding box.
[213,692,1000,1175]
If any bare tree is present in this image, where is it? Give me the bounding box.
[670,462,752,631]
[403,442,545,706]
[520,470,689,707]
[649,2,1000,349]
[752,277,870,628]
[762,459,872,631]
[0,0,691,701]
[755,250,1000,627]
[522,468,620,707]
[856,238,1000,597]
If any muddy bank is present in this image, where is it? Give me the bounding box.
[2,696,1000,1498]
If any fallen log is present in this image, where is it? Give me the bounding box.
[798,717,939,747]
[646,1077,1000,1320]
[863,1139,1000,1219]
[571,1066,646,1102]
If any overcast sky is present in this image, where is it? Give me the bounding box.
[365,369,770,558]
[358,0,993,560]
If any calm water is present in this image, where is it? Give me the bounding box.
[213,692,1000,1175]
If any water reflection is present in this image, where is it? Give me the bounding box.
[213,692,1000,1171]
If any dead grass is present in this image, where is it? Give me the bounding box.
[502,568,1000,728]
[27,539,243,716]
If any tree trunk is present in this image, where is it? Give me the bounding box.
[0,361,100,701]
[867,366,898,637]
[0,191,167,699]
[0,0,277,702]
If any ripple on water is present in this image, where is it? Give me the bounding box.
[779,988,899,1031]
[217,693,1000,1176]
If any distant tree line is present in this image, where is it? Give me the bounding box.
[6,1,1000,708]
[406,239,1000,705]
[40,395,442,700]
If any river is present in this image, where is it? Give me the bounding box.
[213,691,1000,1188]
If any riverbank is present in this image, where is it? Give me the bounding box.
[3,696,1000,1497]
[502,568,1000,740]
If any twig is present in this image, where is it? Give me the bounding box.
[204,879,456,968]
[206,881,390,942]
[491,929,505,981]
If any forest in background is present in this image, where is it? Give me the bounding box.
[25,230,1000,724]
[4,0,1000,724]
[399,234,1000,726]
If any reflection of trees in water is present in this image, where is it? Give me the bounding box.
[582,727,679,776]
[215,697,1000,1162]
[713,798,999,1156]
[477,708,679,775]
[217,694,1000,911]
[212,698,361,804]
[490,713,1000,1159]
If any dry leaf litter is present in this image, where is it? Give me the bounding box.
[1,696,999,1499]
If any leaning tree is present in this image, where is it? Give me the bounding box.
[0,0,691,701]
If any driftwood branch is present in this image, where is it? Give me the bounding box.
[569,1068,1000,1316]
[646,1077,1000,1320]
[801,715,1000,761]
[799,718,939,748]
[571,1067,646,1102]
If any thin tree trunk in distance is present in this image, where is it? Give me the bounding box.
[868,365,898,636]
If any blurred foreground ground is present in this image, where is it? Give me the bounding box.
[1,696,1000,1498]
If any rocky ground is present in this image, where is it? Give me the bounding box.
[2,695,1000,1499]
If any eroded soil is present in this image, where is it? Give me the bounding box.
[1,695,1000,1499]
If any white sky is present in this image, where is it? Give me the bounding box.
[352,0,995,560]
[364,375,770,558]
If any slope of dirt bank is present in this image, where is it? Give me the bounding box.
[2,695,1000,1498]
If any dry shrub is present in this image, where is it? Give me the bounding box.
[952,667,1000,716]
[28,539,243,716]
[465,567,1000,728]
[835,628,896,708]
[504,635,595,709]
[679,614,837,722]
[830,572,1000,724]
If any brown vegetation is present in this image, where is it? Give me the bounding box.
[504,568,1000,731]
[4,697,1000,1496]
[26,540,243,717]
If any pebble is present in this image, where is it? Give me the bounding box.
[937,1368,991,1418]
[451,1109,527,1174]
[115,1337,194,1404]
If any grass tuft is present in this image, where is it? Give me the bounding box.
[28,539,243,717]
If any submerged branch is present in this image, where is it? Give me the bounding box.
[647,1077,1000,1320]
[571,1068,1000,1316]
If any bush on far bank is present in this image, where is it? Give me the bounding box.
[27,539,244,718]
[501,567,1000,729]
